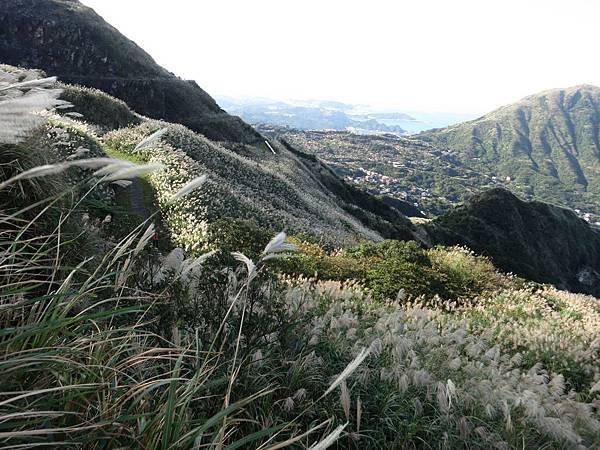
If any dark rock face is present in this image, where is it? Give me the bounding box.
[426,188,600,296]
[0,0,262,144]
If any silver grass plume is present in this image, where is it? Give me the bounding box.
[133,223,156,257]
[0,76,59,92]
[340,380,350,421]
[111,180,133,188]
[324,347,370,396]
[102,163,165,181]
[133,128,168,152]
[0,156,164,191]
[231,252,257,281]
[0,69,69,144]
[308,423,347,450]
[179,250,216,278]
[0,157,125,191]
[261,231,297,261]
[93,160,136,176]
[168,174,208,203]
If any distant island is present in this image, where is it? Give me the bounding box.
[217,96,477,134]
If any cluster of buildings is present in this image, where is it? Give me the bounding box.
[344,167,436,210]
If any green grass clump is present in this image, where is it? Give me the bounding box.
[0,179,351,448]
[60,84,142,131]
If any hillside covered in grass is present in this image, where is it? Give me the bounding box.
[0,65,415,251]
[421,85,600,221]
[0,68,599,449]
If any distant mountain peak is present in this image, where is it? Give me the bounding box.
[418,83,600,221]
[486,84,600,117]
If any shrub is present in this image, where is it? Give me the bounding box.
[276,238,366,281]
[279,239,511,302]
[427,246,509,298]
[365,256,447,301]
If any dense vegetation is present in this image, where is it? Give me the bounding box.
[1,71,598,448]
[277,239,509,303]
[2,157,599,447]
[1,5,599,449]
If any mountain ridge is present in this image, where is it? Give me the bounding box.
[425,188,600,296]
[419,84,600,218]
[0,0,262,144]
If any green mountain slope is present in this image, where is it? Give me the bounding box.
[421,85,600,219]
[425,188,600,296]
[31,76,600,295]
[0,0,261,144]
[258,126,492,216]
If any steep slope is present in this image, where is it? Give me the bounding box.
[425,188,600,296]
[1,65,414,248]
[420,85,600,219]
[0,0,261,144]
[103,120,415,249]
[258,126,489,216]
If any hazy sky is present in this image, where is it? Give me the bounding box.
[81,0,600,114]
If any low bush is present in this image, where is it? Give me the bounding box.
[279,240,511,303]
[427,246,509,298]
